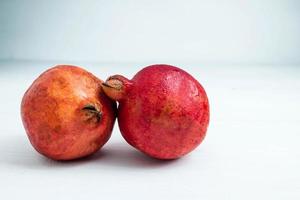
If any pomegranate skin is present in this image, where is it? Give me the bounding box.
[102,64,209,159]
[21,65,116,160]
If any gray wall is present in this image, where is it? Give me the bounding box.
[1,0,300,64]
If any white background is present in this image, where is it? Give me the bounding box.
[0,1,300,200]
[1,0,300,64]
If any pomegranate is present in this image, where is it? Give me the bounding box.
[21,65,116,160]
[102,64,209,159]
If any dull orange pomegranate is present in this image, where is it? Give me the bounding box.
[102,64,209,159]
[21,65,116,160]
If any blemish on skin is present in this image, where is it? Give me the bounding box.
[53,125,62,133]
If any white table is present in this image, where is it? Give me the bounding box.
[0,61,299,200]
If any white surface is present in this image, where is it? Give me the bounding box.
[1,0,300,64]
[0,61,299,200]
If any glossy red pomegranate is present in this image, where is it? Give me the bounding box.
[102,64,209,159]
[21,65,116,160]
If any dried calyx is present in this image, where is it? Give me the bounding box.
[102,75,133,101]
[82,104,102,123]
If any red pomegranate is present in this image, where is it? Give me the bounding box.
[21,65,116,160]
[102,64,209,159]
